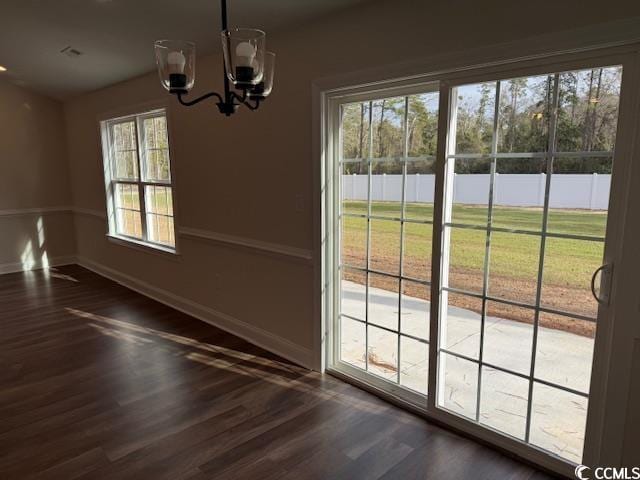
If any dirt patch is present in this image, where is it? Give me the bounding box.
[343,253,596,338]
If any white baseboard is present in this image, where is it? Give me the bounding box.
[0,255,77,275]
[75,256,314,370]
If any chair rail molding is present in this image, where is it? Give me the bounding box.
[179,226,313,263]
[0,206,74,217]
[72,207,107,219]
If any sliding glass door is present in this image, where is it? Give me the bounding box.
[437,66,622,463]
[325,50,632,474]
[338,86,439,399]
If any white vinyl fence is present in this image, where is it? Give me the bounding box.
[342,173,611,210]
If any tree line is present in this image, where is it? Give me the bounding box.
[342,67,621,175]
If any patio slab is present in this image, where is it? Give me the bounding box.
[339,280,593,463]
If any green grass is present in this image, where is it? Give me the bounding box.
[343,201,606,236]
[342,201,605,290]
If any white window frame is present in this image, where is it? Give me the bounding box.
[321,45,640,478]
[99,107,179,254]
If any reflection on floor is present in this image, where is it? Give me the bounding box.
[340,280,592,463]
[0,266,555,479]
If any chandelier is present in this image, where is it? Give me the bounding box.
[154,0,275,116]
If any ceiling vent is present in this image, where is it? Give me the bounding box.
[60,46,83,58]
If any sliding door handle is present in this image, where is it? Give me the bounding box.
[591,263,613,306]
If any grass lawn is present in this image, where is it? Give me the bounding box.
[342,201,605,334]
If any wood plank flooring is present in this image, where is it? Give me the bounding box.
[0,265,557,479]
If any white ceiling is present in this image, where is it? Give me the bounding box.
[0,0,372,100]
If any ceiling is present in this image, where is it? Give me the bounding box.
[0,0,372,100]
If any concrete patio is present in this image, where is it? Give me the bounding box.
[340,280,594,463]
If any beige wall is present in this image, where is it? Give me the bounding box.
[0,79,76,271]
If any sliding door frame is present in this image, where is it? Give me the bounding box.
[321,43,640,478]
[327,80,440,409]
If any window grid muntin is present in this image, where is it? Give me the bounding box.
[105,110,176,250]
[443,222,605,242]
[439,346,589,398]
[523,73,560,442]
[133,117,149,243]
[443,285,596,322]
[448,151,613,159]
[340,264,432,287]
[145,149,171,183]
[147,213,175,246]
[341,312,430,341]
[339,90,437,395]
[110,120,139,181]
[145,185,173,216]
[114,183,140,211]
[396,96,410,384]
[362,100,374,372]
[140,114,172,184]
[115,207,142,240]
[473,77,503,421]
[343,212,433,225]
[437,67,618,456]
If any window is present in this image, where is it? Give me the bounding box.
[100,109,177,251]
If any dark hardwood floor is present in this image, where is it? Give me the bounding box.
[0,265,557,479]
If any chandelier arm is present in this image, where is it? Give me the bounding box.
[228,91,260,111]
[242,98,261,111]
[230,91,248,103]
[176,91,224,106]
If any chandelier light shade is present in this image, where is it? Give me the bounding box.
[154,40,196,94]
[154,0,275,116]
[221,28,265,88]
[249,51,275,99]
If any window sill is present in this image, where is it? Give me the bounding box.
[106,234,182,261]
